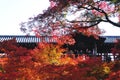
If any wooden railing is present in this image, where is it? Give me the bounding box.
[61,53,120,62]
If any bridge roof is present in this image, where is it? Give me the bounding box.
[0,35,56,43]
[0,35,120,43]
[101,36,120,43]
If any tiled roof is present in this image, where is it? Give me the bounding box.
[0,35,120,43]
[101,36,120,43]
[0,35,56,43]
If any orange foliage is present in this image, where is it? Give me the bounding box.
[0,39,120,80]
[31,42,65,65]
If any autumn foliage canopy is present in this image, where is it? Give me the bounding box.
[0,39,120,80]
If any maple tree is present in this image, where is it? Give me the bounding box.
[20,0,120,39]
[31,42,65,65]
[0,39,120,80]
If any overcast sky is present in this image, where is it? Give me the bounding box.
[0,0,120,36]
[0,0,50,35]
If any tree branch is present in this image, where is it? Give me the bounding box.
[76,4,120,27]
[67,19,102,28]
[91,5,120,27]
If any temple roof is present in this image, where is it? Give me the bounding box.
[0,35,120,43]
[0,35,56,43]
[101,36,120,43]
